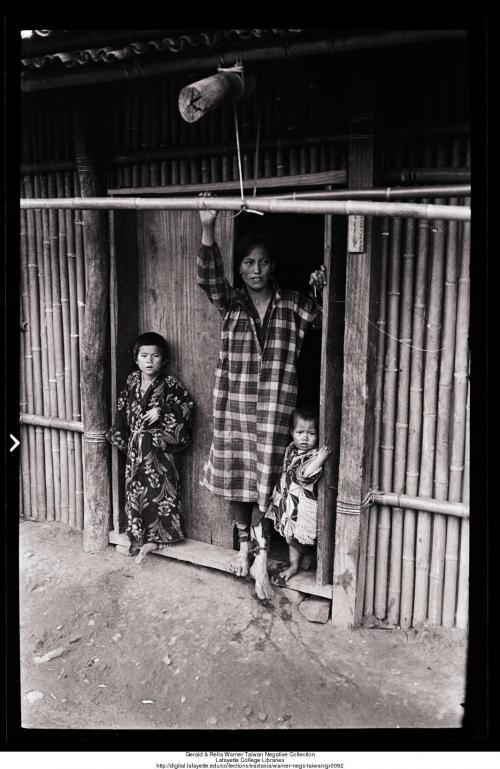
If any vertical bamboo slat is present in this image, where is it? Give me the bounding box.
[387,217,416,625]
[428,202,459,623]
[375,218,402,620]
[19,325,32,517]
[40,175,61,521]
[413,208,446,625]
[364,222,389,618]
[455,370,470,629]
[400,214,431,630]
[33,174,55,521]
[442,213,470,626]
[56,173,73,421]
[24,176,47,520]
[47,173,69,523]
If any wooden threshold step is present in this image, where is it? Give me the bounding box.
[109,530,332,599]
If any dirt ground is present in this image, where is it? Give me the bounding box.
[18,520,467,731]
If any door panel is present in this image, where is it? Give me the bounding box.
[137,210,234,547]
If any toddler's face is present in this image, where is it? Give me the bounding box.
[292,417,318,452]
[136,345,164,378]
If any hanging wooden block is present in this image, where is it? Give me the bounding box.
[178,71,251,123]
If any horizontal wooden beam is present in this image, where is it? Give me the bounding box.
[108,171,347,196]
[19,413,83,432]
[109,530,333,599]
[20,195,471,221]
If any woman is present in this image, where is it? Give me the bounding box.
[197,196,325,598]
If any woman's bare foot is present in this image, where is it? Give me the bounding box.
[279,563,300,581]
[250,552,274,600]
[134,542,158,564]
[229,542,250,577]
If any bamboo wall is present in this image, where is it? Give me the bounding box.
[20,170,85,528]
[364,134,471,629]
[20,47,470,628]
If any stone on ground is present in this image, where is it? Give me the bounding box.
[298,596,331,623]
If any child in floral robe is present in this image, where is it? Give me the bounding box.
[106,332,194,563]
[266,405,331,581]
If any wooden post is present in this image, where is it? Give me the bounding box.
[331,113,380,627]
[316,205,346,586]
[74,95,111,552]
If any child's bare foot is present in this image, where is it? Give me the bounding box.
[301,552,316,571]
[250,552,274,600]
[229,542,250,577]
[134,542,158,564]
[279,563,300,582]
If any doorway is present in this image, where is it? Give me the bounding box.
[234,213,324,408]
[234,212,328,569]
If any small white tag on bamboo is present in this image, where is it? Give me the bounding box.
[348,215,365,253]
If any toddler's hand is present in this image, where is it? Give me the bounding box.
[144,407,160,425]
[317,445,332,463]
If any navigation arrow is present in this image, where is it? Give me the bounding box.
[10,434,20,453]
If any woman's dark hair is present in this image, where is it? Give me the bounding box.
[133,332,169,363]
[292,404,319,429]
[234,231,278,287]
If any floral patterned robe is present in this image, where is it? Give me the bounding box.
[106,371,194,550]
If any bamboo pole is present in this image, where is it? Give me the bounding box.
[277,185,471,200]
[21,196,471,221]
[413,204,446,625]
[442,212,470,626]
[387,216,416,625]
[372,493,468,518]
[40,175,61,521]
[19,306,32,517]
[364,221,389,618]
[64,172,81,421]
[33,174,55,521]
[73,172,86,344]
[47,172,69,524]
[386,168,470,185]
[400,213,431,629]
[455,370,470,628]
[56,173,73,421]
[61,174,76,530]
[428,198,460,623]
[375,218,402,619]
[24,175,47,520]
[19,413,83,431]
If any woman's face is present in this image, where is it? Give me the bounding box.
[136,345,164,378]
[239,245,275,291]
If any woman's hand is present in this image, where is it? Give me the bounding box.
[143,407,160,426]
[309,264,327,292]
[198,192,218,227]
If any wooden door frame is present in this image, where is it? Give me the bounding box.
[107,170,348,600]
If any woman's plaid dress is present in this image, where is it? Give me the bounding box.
[198,243,316,512]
